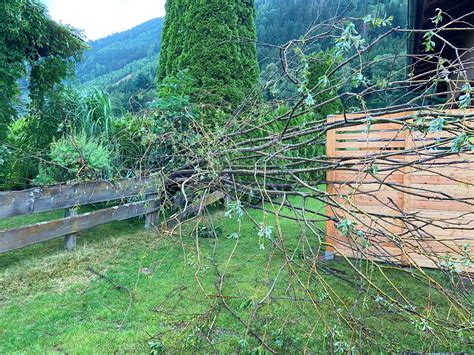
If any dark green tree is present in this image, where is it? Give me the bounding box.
[0,0,86,141]
[1,0,86,189]
[157,0,259,110]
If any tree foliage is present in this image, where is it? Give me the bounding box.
[157,0,259,110]
[0,0,86,140]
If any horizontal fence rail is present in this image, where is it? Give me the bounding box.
[0,200,160,253]
[326,110,474,272]
[0,175,224,254]
[0,176,162,219]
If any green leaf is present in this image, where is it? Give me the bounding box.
[422,31,436,52]
[428,117,445,133]
[431,8,443,25]
[451,134,471,153]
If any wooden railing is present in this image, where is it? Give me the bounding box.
[0,176,224,254]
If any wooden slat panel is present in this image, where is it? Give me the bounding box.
[409,226,473,239]
[404,240,469,254]
[408,174,474,185]
[334,183,402,194]
[333,150,405,157]
[335,140,406,149]
[336,131,404,140]
[407,200,474,212]
[414,160,474,168]
[406,184,474,200]
[0,176,162,219]
[326,116,338,257]
[331,243,406,263]
[0,199,161,253]
[331,172,404,184]
[408,166,474,178]
[411,131,458,139]
[414,210,474,220]
[334,194,404,207]
[405,255,439,269]
[327,111,474,271]
[327,216,404,238]
[336,123,404,132]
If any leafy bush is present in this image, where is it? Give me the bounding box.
[111,113,158,173]
[69,88,115,142]
[34,133,112,185]
[0,116,38,190]
[306,51,344,118]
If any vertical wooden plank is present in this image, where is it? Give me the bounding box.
[144,194,160,230]
[400,126,415,265]
[64,208,78,250]
[325,115,338,260]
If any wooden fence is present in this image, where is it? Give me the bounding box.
[0,176,224,254]
[326,110,474,271]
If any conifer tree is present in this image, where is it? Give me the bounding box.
[158,0,259,110]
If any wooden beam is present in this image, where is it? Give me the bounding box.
[64,208,78,251]
[144,194,161,229]
[0,176,162,219]
[0,200,161,253]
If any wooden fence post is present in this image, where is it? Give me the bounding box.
[401,115,415,266]
[64,208,77,250]
[144,194,160,230]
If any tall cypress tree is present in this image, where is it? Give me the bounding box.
[158,0,259,109]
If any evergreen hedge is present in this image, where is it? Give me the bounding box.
[158,0,259,110]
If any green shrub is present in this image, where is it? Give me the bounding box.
[0,116,38,190]
[69,88,115,142]
[34,133,112,185]
[111,113,158,173]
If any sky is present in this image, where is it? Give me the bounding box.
[41,0,166,40]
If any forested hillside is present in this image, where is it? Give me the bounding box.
[256,0,407,62]
[74,18,163,112]
[76,18,164,84]
[78,0,408,110]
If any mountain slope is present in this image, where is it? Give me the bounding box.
[76,0,407,111]
[76,18,164,84]
[75,1,329,92]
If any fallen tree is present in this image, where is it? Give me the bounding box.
[143,11,474,351]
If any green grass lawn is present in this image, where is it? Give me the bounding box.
[0,198,471,353]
